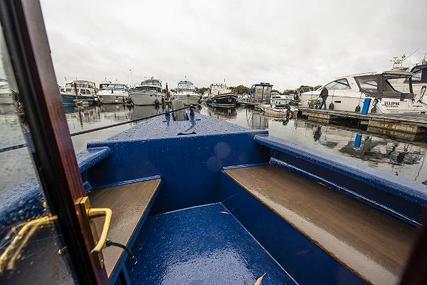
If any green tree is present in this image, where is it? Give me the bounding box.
[230,85,250,95]
[196,87,209,95]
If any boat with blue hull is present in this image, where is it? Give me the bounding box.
[2,2,427,284]
[2,109,427,284]
[207,83,238,108]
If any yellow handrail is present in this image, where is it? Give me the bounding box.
[0,207,112,274]
[0,215,57,273]
[88,208,112,253]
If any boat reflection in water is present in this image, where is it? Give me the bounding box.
[129,105,164,121]
[246,109,268,129]
[205,106,237,120]
[294,122,426,184]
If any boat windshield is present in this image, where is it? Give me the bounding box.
[138,86,161,92]
[178,81,195,91]
[100,84,126,90]
[142,80,161,87]
[355,75,414,98]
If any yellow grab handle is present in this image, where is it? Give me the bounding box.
[0,215,57,273]
[88,208,112,253]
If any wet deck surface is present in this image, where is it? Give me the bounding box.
[225,166,418,285]
[89,178,160,277]
[108,113,257,142]
[128,203,295,285]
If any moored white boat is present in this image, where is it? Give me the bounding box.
[270,92,293,107]
[300,71,427,114]
[390,56,427,106]
[60,80,97,107]
[129,78,164,106]
[97,83,128,104]
[174,80,201,105]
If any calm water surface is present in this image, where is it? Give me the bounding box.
[1,104,426,191]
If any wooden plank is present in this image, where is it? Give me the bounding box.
[89,179,161,278]
[225,166,417,285]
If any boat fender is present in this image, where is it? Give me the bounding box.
[328,102,334,110]
[355,105,361,112]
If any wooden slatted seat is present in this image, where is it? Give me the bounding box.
[225,166,417,285]
[89,178,160,278]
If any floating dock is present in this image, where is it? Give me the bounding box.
[298,107,427,141]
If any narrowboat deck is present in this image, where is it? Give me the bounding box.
[3,112,426,285]
[128,203,295,285]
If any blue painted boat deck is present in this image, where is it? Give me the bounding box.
[127,203,295,285]
[107,113,260,142]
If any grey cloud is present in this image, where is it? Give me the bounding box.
[41,0,427,90]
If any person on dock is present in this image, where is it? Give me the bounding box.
[318,87,328,110]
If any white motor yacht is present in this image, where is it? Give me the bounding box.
[390,57,427,106]
[270,91,293,107]
[174,80,201,106]
[300,71,427,114]
[129,78,164,106]
[97,83,129,104]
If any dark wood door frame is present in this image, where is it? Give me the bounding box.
[0,0,107,284]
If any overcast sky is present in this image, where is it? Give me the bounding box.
[41,0,427,90]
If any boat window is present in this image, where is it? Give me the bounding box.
[142,86,161,92]
[324,81,337,89]
[411,66,427,83]
[386,78,411,94]
[355,76,377,92]
[0,23,77,284]
[334,79,351,90]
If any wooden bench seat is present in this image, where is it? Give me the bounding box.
[89,178,160,278]
[225,166,417,285]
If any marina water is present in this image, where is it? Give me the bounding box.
[1,104,426,191]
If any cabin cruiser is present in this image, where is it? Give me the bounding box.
[206,83,238,108]
[270,91,293,107]
[129,78,164,106]
[97,83,129,104]
[0,78,13,104]
[301,71,427,114]
[391,57,427,105]
[2,3,427,285]
[174,80,201,105]
[60,80,97,107]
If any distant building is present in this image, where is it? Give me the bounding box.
[250,82,273,103]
